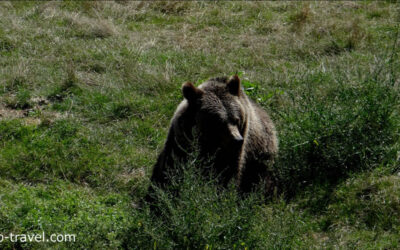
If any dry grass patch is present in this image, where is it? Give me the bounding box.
[63,12,117,39]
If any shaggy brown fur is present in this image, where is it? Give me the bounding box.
[146,75,278,201]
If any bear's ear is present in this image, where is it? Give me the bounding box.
[227,75,241,96]
[182,82,203,102]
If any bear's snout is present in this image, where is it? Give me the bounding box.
[228,124,243,144]
[233,136,244,144]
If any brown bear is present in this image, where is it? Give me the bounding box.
[146,75,278,201]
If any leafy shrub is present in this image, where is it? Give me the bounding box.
[124,154,311,249]
[274,58,400,196]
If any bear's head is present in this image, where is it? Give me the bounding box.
[182,75,247,156]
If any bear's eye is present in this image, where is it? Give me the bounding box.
[232,117,240,125]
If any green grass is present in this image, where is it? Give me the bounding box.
[0,1,399,249]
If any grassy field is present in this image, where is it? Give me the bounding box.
[0,1,399,249]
